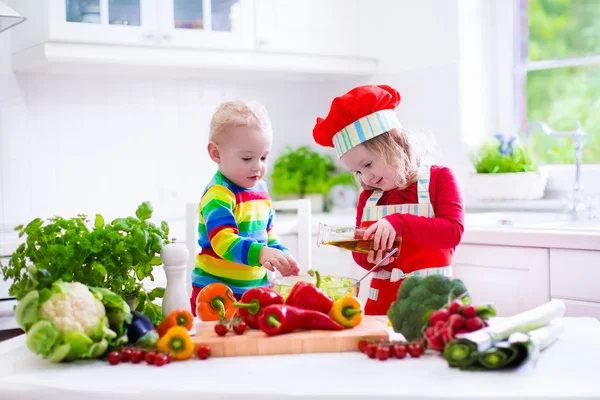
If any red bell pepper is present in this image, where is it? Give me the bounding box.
[232,287,284,329]
[258,304,343,336]
[285,270,334,314]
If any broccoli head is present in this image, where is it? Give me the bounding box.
[387,275,468,341]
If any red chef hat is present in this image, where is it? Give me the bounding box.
[313,85,403,158]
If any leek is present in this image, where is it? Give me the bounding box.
[444,306,566,371]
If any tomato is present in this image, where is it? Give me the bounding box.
[196,344,211,360]
[130,349,143,364]
[365,343,378,359]
[391,343,407,359]
[144,351,157,365]
[375,345,390,361]
[154,353,168,367]
[214,322,229,337]
[408,343,424,358]
[119,348,132,362]
[107,351,121,365]
[357,339,369,353]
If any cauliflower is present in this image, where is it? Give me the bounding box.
[38,282,106,336]
[15,281,131,362]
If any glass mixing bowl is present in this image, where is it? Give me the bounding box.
[269,274,360,301]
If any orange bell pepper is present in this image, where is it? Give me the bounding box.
[156,309,194,337]
[196,283,237,321]
[156,326,195,360]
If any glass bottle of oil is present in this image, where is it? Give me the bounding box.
[317,223,402,254]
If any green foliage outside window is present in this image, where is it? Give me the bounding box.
[526,0,600,164]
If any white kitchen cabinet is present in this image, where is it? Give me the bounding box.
[8,0,377,78]
[550,249,600,319]
[452,244,550,317]
[552,297,600,320]
[254,0,363,58]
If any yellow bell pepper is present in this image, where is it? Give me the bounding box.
[329,295,363,328]
[157,326,195,360]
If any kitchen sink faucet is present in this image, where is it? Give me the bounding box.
[527,121,590,219]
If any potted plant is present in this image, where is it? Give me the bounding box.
[469,133,548,200]
[0,201,170,325]
[270,146,336,213]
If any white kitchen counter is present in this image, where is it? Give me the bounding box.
[0,317,598,400]
[273,210,600,251]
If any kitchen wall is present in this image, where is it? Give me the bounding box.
[0,0,493,232]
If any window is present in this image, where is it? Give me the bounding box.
[516,0,600,164]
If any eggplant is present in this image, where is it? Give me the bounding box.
[126,311,159,347]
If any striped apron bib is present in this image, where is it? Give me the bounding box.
[361,164,453,316]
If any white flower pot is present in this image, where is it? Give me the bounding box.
[469,170,548,201]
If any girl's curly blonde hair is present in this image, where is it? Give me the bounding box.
[356,127,427,191]
[209,100,272,141]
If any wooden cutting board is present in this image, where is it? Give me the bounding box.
[194,316,389,357]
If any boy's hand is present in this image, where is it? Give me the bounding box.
[363,219,397,251]
[259,248,301,276]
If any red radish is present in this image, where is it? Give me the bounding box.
[462,304,477,318]
[456,329,468,335]
[465,316,484,332]
[448,300,463,314]
[447,314,465,330]
[429,309,450,325]
[425,326,436,338]
[440,326,455,344]
[425,333,445,351]
[434,320,445,331]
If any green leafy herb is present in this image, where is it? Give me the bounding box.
[0,201,170,325]
[471,134,540,174]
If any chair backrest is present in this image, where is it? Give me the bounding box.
[184,198,312,296]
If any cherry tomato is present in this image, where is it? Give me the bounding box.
[164,352,172,364]
[375,345,390,361]
[196,344,211,360]
[232,318,247,335]
[214,322,229,337]
[144,351,157,365]
[154,353,168,367]
[392,343,407,359]
[130,349,143,364]
[357,339,369,353]
[119,348,132,362]
[107,351,121,365]
[365,343,378,359]
[408,343,424,358]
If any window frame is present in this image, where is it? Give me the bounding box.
[494,0,600,197]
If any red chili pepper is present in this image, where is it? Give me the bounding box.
[285,270,334,314]
[232,287,284,329]
[257,304,343,336]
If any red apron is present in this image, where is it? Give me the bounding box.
[360,164,453,315]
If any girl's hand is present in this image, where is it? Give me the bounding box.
[363,219,397,251]
[367,250,398,266]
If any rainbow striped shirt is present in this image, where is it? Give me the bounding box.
[192,171,289,296]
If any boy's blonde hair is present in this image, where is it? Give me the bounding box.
[358,128,427,191]
[209,100,272,141]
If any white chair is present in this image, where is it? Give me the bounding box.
[184,198,312,296]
